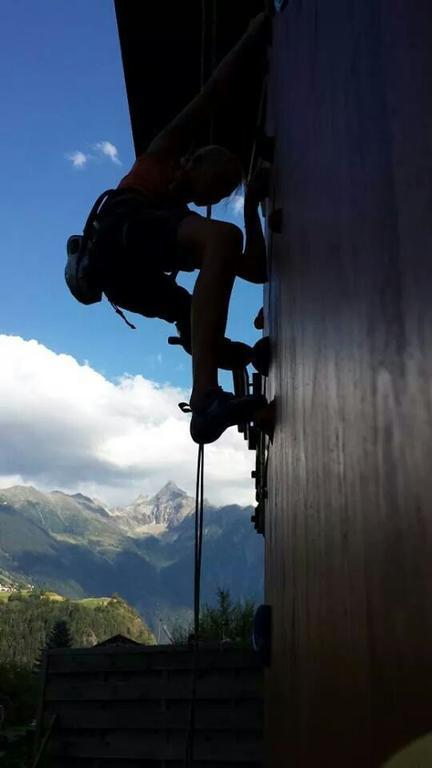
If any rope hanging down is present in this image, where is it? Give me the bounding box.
[185,4,267,763]
[194,444,205,639]
[184,3,215,764]
[184,443,205,765]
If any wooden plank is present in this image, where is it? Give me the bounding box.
[55,759,261,768]
[33,651,48,756]
[44,667,259,684]
[31,713,57,768]
[38,648,263,765]
[48,730,263,762]
[47,643,259,655]
[43,700,263,731]
[47,649,262,674]
[46,644,260,659]
[45,674,262,702]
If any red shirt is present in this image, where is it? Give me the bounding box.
[118,152,178,204]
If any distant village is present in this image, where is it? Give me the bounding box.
[0,583,34,593]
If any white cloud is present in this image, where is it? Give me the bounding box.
[65,141,121,170]
[230,194,245,216]
[66,150,88,169]
[94,140,121,165]
[0,336,255,508]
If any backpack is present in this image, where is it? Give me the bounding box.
[65,190,114,305]
[65,235,102,305]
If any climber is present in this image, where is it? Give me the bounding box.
[71,12,269,444]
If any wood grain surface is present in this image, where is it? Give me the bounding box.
[36,645,263,766]
[265,2,432,766]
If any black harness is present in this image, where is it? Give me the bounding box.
[80,188,192,334]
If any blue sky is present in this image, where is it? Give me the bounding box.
[0,0,262,389]
[0,0,262,505]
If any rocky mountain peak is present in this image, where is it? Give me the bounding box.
[0,485,45,504]
[152,481,186,501]
[56,491,111,519]
[0,482,195,538]
[110,482,194,534]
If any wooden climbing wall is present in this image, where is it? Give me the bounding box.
[265,2,432,766]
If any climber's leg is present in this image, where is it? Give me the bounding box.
[177,215,266,443]
[182,218,240,409]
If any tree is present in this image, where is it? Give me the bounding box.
[172,589,256,647]
[46,620,72,649]
[0,663,37,725]
[0,591,155,668]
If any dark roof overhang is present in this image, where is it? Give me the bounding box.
[114,0,265,170]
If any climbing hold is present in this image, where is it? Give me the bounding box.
[168,334,253,372]
[256,482,268,504]
[253,604,272,666]
[251,501,265,536]
[254,307,264,330]
[254,398,276,441]
[217,340,253,371]
[232,367,252,438]
[248,425,259,452]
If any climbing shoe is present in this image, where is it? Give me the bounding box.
[169,330,253,372]
[189,388,267,445]
[217,340,252,370]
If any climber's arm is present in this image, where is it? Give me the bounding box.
[148,12,268,159]
[238,171,268,284]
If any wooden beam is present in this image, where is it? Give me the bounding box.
[43,701,262,731]
[48,729,262,762]
[45,674,262,702]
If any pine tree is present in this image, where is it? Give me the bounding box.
[46,619,73,649]
[171,589,256,647]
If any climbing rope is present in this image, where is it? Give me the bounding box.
[184,6,269,762]
[184,443,205,765]
[194,443,205,639]
[184,3,215,764]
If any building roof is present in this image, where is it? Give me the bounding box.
[95,634,142,647]
[114,0,265,168]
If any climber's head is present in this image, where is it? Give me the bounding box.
[182,145,243,206]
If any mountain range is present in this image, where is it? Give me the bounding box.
[0,482,263,629]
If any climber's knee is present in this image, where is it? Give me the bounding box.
[177,215,243,270]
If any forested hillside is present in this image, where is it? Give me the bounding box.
[0,591,154,667]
